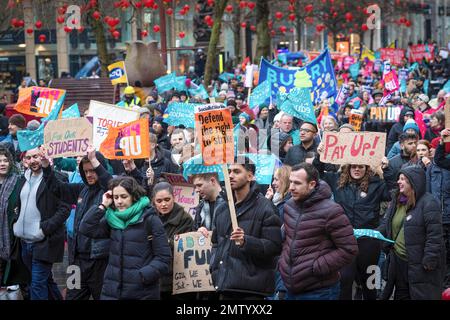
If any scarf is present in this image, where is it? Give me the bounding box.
[0,173,18,259]
[398,194,408,205]
[272,192,284,206]
[105,196,150,230]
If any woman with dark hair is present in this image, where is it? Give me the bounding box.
[0,146,28,288]
[314,150,391,300]
[424,111,445,142]
[152,182,194,300]
[79,176,171,300]
[379,165,445,300]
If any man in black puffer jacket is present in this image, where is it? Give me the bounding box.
[210,157,282,299]
[42,147,115,300]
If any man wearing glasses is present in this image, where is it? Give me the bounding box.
[285,122,319,166]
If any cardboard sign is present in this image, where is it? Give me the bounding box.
[380,48,405,66]
[88,100,139,149]
[172,232,214,294]
[349,110,363,132]
[161,173,200,218]
[320,132,386,166]
[99,119,150,159]
[44,118,93,158]
[195,104,234,166]
[14,87,66,118]
[368,105,402,123]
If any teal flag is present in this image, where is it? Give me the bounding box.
[188,84,209,99]
[182,155,224,181]
[408,62,419,73]
[62,103,80,119]
[154,72,176,93]
[210,86,219,98]
[290,129,300,146]
[218,72,235,82]
[424,79,429,95]
[174,76,187,92]
[349,62,360,80]
[279,87,317,124]
[162,102,197,128]
[400,79,407,93]
[444,80,450,93]
[353,229,395,244]
[249,80,271,109]
[242,153,282,185]
[18,91,66,152]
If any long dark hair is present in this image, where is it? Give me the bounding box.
[338,164,373,193]
[0,146,18,176]
[108,176,146,204]
[152,182,174,199]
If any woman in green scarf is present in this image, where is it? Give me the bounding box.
[79,176,171,300]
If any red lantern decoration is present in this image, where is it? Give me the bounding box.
[56,16,65,24]
[275,12,283,20]
[290,28,295,33]
[166,8,173,15]
[225,5,233,13]
[112,30,120,39]
[399,17,406,24]
[333,12,338,18]
[78,26,85,33]
[38,34,46,43]
[135,1,142,8]
[288,5,295,12]
[316,24,325,32]
[204,15,212,23]
[179,9,186,16]
[270,30,275,37]
[305,4,313,13]
[152,3,158,10]
[183,4,190,12]
[121,1,130,9]
[247,2,255,10]
[305,17,314,24]
[267,20,273,29]
[405,20,411,27]
[10,18,18,28]
[92,11,101,20]
[26,28,33,35]
[363,7,368,15]
[443,288,450,300]
[57,7,66,15]
[361,24,369,31]
[143,0,154,8]
[113,1,121,8]
[241,22,247,28]
[250,25,256,31]
[345,12,353,22]
[178,31,185,39]
[207,20,214,27]
[141,30,148,37]
[239,1,247,9]
[288,13,296,22]
[35,20,42,29]
[64,26,72,33]
[18,20,25,28]
[207,0,214,7]
[279,26,287,33]
[153,25,160,33]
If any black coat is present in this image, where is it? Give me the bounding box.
[79,205,171,300]
[43,152,112,264]
[141,147,180,184]
[384,153,418,191]
[210,182,282,296]
[379,165,446,300]
[15,171,71,263]
[386,106,415,153]
[284,140,319,167]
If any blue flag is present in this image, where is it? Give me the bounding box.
[249,80,271,109]
[62,103,80,119]
[182,155,224,181]
[349,62,360,80]
[279,87,317,124]
[18,91,66,152]
[162,102,197,128]
[354,229,395,244]
[443,80,450,93]
[188,84,209,100]
[424,79,429,95]
[174,76,187,92]
[154,72,176,93]
[218,72,235,82]
[259,49,337,104]
[242,153,282,185]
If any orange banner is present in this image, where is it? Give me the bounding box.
[99,119,150,159]
[349,112,363,132]
[14,86,66,118]
[195,104,234,166]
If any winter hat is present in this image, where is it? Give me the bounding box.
[418,94,429,103]
[403,119,420,134]
[239,112,251,123]
[26,119,41,131]
[8,114,27,129]
[220,83,229,91]
[278,132,291,146]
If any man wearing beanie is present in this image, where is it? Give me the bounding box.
[387,119,420,159]
[151,116,171,150]
[1,114,27,160]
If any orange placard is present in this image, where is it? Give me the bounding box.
[195,104,234,166]
[14,86,66,118]
[99,119,150,159]
[349,112,363,131]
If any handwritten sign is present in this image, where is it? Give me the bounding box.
[368,105,402,123]
[409,44,434,63]
[320,132,386,166]
[380,48,405,66]
[349,110,363,132]
[15,87,66,118]
[88,100,139,149]
[172,232,214,295]
[43,118,93,158]
[100,119,150,159]
[195,104,234,166]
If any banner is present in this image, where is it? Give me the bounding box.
[218,72,235,82]
[383,70,400,93]
[88,100,140,149]
[354,229,394,243]
[189,84,209,100]
[107,61,128,85]
[349,62,360,80]
[182,154,225,182]
[320,132,386,167]
[154,72,176,93]
[278,88,317,124]
[44,118,93,158]
[258,49,337,104]
[335,84,350,106]
[249,80,271,109]
[163,102,197,128]
[61,103,80,119]
[368,105,402,123]
[380,48,405,66]
[174,76,187,92]
[161,173,200,219]
[349,110,364,132]
[100,119,150,160]
[172,232,214,294]
[14,86,66,118]
[195,104,234,166]
[242,153,281,185]
[408,44,434,63]
[343,56,355,70]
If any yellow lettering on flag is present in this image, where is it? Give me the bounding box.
[107,61,128,85]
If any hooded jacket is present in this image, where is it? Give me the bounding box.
[210,182,282,296]
[279,181,358,294]
[379,165,446,300]
[386,106,415,153]
[43,152,112,264]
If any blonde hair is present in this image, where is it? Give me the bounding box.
[274,165,291,199]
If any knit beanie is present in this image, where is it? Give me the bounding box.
[403,119,419,134]
[8,114,27,129]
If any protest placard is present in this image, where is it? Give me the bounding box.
[88,100,140,149]
[99,119,150,159]
[368,105,402,123]
[172,232,214,295]
[380,48,405,66]
[409,44,434,63]
[320,132,386,166]
[163,102,197,128]
[161,173,199,219]
[349,110,364,131]
[14,86,66,118]
[44,118,92,158]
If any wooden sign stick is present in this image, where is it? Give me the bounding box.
[221,164,239,232]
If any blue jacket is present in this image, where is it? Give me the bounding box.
[427,161,450,224]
